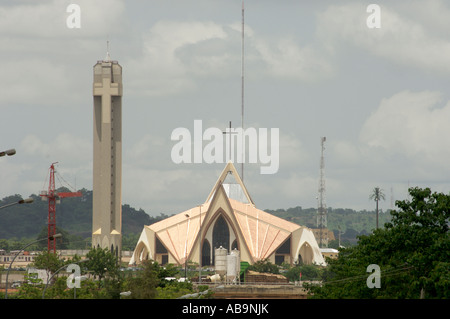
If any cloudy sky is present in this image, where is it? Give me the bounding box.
[1,0,450,217]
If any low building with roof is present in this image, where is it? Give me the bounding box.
[320,248,339,260]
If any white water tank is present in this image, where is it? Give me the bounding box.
[226,253,237,281]
[230,248,240,272]
[215,246,227,276]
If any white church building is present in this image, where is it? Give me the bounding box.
[130,162,325,268]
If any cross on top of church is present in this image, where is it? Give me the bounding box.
[222,121,238,163]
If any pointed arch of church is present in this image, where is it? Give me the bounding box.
[298,241,314,265]
[101,236,109,250]
[133,241,150,264]
[203,209,241,266]
[202,239,211,266]
[231,239,238,251]
[213,214,230,251]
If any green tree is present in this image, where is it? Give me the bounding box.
[43,276,72,299]
[125,261,192,299]
[84,247,119,283]
[285,264,323,282]
[0,239,9,250]
[156,281,194,299]
[28,250,66,293]
[126,260,160,299]
[247,259,279,274]
[83,247,124,298]
[307,187,449,299]
[369,187,385,229]
[43,276,105,299]
[30,251,65,274]
[15,273,44,299]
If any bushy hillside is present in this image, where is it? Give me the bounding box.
[265,206,392,246]
[0,189,168,241]
[0,189,391,249]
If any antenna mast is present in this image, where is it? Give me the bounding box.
[241,0,245,181]
[317,137,328,247]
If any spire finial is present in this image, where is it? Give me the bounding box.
[105,40,111,61]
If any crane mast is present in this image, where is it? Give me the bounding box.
[40,163,81,253]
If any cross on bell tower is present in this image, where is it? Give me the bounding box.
[92,50,123,258]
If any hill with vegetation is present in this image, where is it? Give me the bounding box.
[0,188,390,250]
[0,188,169,250]
[265,206,392,247]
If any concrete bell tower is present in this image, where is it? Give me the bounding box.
[92,50,123,257]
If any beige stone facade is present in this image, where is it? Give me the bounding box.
[92,56,123,257]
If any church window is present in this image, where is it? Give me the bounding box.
[275,237,290,265]
[202,240,211,266]
[231,239,238,251]
[275,255,285,265]
[155,237,167,253]
[212,215,230,251]
[276,237,291,254]
[155,237,168,265]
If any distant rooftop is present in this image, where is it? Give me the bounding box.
[320,248,339,253]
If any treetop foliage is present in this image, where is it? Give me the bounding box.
[307,187,449,299]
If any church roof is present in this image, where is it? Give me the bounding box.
[205,161,254,205]
[228,198,299,260]
[148,203,208,264]
[146,162,303,264]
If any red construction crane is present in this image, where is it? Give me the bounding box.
[40,162,82,253]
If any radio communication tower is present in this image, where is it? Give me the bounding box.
[317,137,328,247]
